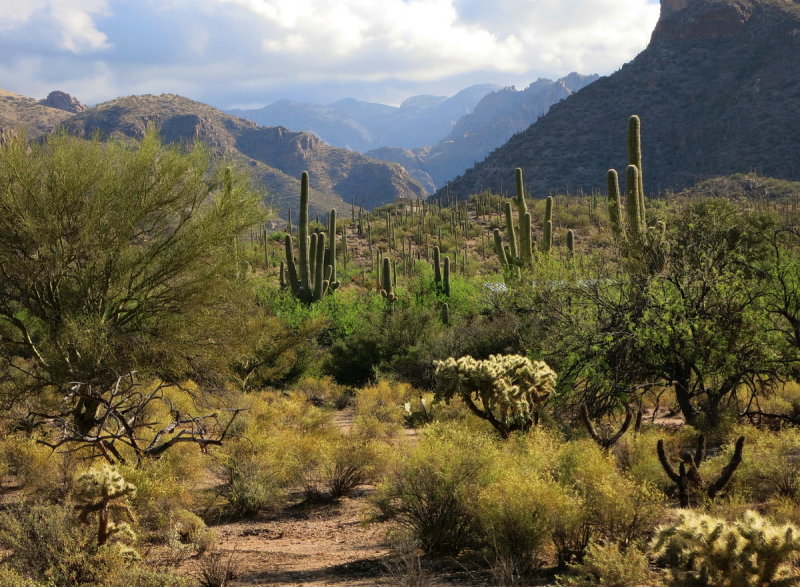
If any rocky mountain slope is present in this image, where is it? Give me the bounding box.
[441,0,800,199]
[0,89,77,137]
[368,73,598,192]
[229,84,499,152]
[16,92,426,216]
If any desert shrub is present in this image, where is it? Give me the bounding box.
[614,426,701,491]
[0,502,137,585]
[302,436,381,501]
[725,425,800,502]
[325,303,441,387]
[217,394,337,516]
[556,439,666,548]
[0,564,37,587]
[375,422,498,555]
[652,510,800,586]
[0,434,71,499]
[117,567,190,587]
[477,467,579,580]
[353,379,414,440]
[120,449,201,541]
[293,375,350,409]
[556,541,655,587]
[166,508,217,555]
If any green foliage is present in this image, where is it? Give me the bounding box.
[216,394,338,516]
[375,422,498,555]
[556,541,654,587]
[0,129,265,434]
[652,510,800,586]
[0,503,138,585]
[556,439,666,549]
[477,467,578,580]
[433,354,556,437]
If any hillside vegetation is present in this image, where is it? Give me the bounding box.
[0,108,799,585]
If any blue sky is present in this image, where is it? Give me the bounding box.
[0,0,661,109]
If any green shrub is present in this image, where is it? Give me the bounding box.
[217,394,337,516]
[477,468,579,580]
[353,379,413,440]
[652,510,800,586]
[556,541,655,587]
[556,439,666,548]
[0,564,37,587]
[726,425,800,502]
[0,503,136,585]
[302,436,381,501]
[375,422,498,555]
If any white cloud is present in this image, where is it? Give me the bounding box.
[0,0,661,106]
[0,0,110,52]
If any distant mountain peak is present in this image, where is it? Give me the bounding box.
[440,0,800,199]
[38,90,86,113]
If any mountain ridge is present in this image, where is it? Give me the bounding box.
[440,0,800,199]
[228,84,500,152]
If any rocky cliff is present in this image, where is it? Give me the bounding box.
[441,0,800,199]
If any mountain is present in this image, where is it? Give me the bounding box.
[54,94,426,216]
[228,84,499,151]
[441,0,800,199]
[367,73,598,192]
[0,89,77,137]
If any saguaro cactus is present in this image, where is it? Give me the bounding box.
[282,172,339,303]
[495,168,537,274]
[606,115,667,274]
[380,256,396,304]
[432,245,451,296]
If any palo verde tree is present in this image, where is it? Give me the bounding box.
[0,129,265,458]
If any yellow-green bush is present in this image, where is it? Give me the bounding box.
[353,379,414,440]
[556,541,655,587]
[0,503,136,585]
[476,467,579,579]
[0,434,70,500]
[375,422,498,555]
[556,439,666,548]
[724,425,800,502]
[120,451,201,541]
[216,393,339,515]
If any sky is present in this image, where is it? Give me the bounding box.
[0,0,661,109]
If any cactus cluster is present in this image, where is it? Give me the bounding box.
[652,510,800,586]
[657,434,745,507]
[606,115,668,274]
[74,464,137,551]
[432,353,556,437]
[281,172,340,303]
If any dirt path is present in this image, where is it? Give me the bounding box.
[189,494,395,586]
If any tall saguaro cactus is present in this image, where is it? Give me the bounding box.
[282,172,339,303]
[606,115,667,274]
[494,167,536,273]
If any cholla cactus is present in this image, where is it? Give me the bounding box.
[652,510,800,586]
[74,464,137,551]
[432,354,556,437]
